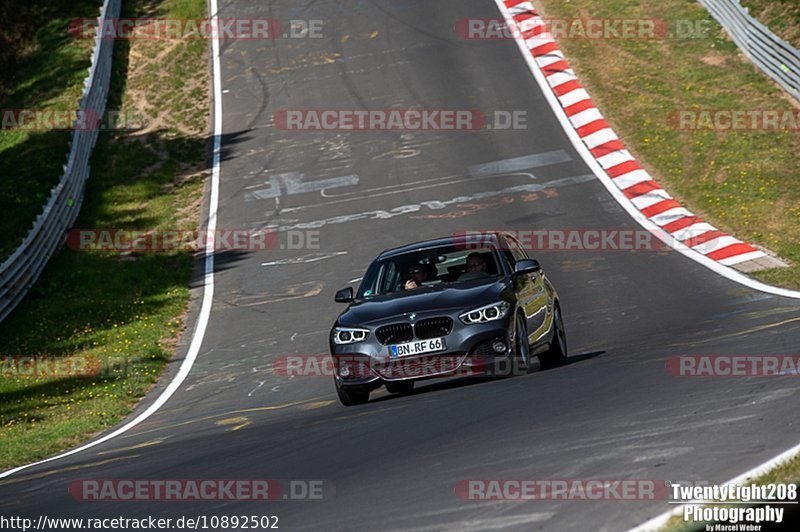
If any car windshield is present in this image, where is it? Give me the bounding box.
[356,245,502,298]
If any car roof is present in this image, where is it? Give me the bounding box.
[377,232,503,259]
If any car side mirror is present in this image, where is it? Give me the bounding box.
[514,259,542,276]
[335,286,354,303]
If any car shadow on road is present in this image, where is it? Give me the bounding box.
[368,350,606,403]
[561,350,606,366]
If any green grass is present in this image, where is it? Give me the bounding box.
[536,0,800,289]
[0,0,209,470]
[0,0,103,259]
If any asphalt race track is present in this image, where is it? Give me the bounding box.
[2,1,799,530]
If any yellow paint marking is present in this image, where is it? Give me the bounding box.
[740,316,800,334]
[0,455,140,487]
[678,316,800,346]
[320,52,340,64]
[215,416,251,431]
[97,439,165,455]
[367,31,379,39]
[234,400,316,414]
[341,35,350,42]
[266,52,341,74]
[125,398,325,438]
[298,400,336,410]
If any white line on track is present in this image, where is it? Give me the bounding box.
[489,1,800,530]
[260,174,595,233]
[491,0,800,301]
[261,251,348,267]
[0,0,224,478]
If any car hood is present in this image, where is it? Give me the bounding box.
[338,278,508,326]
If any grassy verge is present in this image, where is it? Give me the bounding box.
[0,0,103,258]
[742,0,800,49]
[0,0,209,469]
[535,0,800,289]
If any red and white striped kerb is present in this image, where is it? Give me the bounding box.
[501,0,767,267]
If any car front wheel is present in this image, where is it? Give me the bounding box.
[512,313,531,376]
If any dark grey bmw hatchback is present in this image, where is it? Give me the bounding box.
[329,232,567,405]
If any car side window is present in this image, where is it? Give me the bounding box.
[380,262,398,293]
[500,236,519,269]
[506,235,528,262]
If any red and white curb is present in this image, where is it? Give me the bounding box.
[500,0,786,273]
[492,1,800,530]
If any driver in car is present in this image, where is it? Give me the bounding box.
[404,265,428,290]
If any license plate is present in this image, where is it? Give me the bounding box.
[389,337,446,358]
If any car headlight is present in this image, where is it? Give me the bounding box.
[459,301,511,324]
[332,327,370,345]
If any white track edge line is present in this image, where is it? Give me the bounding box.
[491,0,800,301]
[0,0,223,479]
[490,2,800,531]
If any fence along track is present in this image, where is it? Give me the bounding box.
[699,0,800,101]
[0,0,121,323]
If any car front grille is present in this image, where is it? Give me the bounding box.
[375,323,414,345]
[375,317,453,345]
[415,317,453,340]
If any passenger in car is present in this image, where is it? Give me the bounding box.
[465,252,487,273]
[458,253,492,281]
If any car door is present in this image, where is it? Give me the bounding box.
[503,234,550,344]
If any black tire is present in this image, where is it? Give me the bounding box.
[512,312,531,376]
[539,303,567,370]
[385,381,414,395]
[334,378,370,406]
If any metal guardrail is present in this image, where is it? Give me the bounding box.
[0,0,121,323]
[699,0,800,102]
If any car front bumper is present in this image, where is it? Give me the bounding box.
[330,315,516,387]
